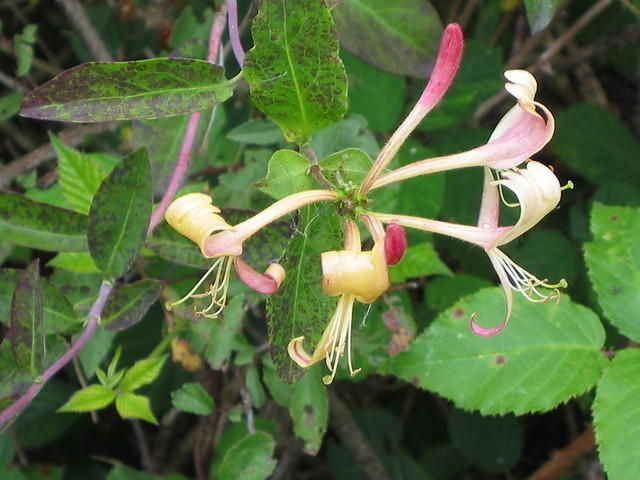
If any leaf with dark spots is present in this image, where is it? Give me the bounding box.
[266,204,342,383]
[88,148,152,279]
[243,0,348,144]
[0,192,88,252]
[9,259,45,375]
[21,58,234,122]
[102,279,162,331]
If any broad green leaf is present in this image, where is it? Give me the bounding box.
[425,273,493,313]
[553,104,640,188]
[0,92,23,121]
[243,0,348,144]
[448,410,522,473]
[107,464,190,480]
[310,115,379,160]
[584,203,640,341]
[319,147,372,185]
[115,392,157,424]
[218,431,277,480]
[88,149,152,279]
[9,260,44,375]
[119,355,166,392]
[332,0,442,78]
[50,133,109,213]
[21,58,234,122]
[0,192,88,252]
[290,365,328,455]
[147,223,210,269]
[199,295,245,369]
[42,279,81,335]
[385,288,607,415]
[79,327,116,379]
[47,252,100,273]
[524,0,561,33]
[266,204,342,382]
[0,268,19,325]
[255,150,314,200]
[101,279,162,331]
[389,242,451,283]
[342,50,406,131]
[15,24,37,77]
[593,349,640,480]
[171,382,215,415]
[227,119,285,146]
[58,384,115,412]
[245,365,266,409]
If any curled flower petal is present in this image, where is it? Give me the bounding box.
[321,241,389,303]
[233,257,285,294]
[165,193,233,256]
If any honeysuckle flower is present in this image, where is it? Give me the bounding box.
[369,69,555,190]
[369,161,567,335]
[164,190,337,317]
[288,219,390,384]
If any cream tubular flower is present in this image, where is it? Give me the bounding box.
[369,161,566,335]
[288,220,390,384]
[370,70,555,190]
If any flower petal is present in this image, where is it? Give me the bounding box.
[233,257,285,294]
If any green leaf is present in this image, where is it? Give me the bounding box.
[290,365,328,455]
[218,431,277,480]
[524,0,561,33]
[47,252,100,273]
[115,392,158,424]
[243,0,348,144]
[266,204,342,382]
[310,114,379,160]
[9,260,44,375]
[342,50,406,131]
[50,133,109,213]
[21,58,234,122]
[147,223,211,269]
[552,104,640,188]
[227,119,285,146]
[107,464,190,480]
[256,149,314,199]
[88,149,152,279]
[319,147,372,185]
[584,203,640,341]
[332,0,442,78]
[42,279,81,335]
[448,410,523,473]
[171,382,215,415]
[58,384,116,412]
[119,355,166,392]
[389,242,451,283]
[0,192,88,252]
[101,279,162,331]
[199,295,246,369]
[0,92,23,122]
[245,365,266,409]
[385,288,607,415]
[593,349,640,480]
[15,24,37,77]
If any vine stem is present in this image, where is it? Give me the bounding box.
[0,281,114,428]
[226,0,245,67]
[147,5,228,234]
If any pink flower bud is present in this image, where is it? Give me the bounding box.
[384,224,407,265]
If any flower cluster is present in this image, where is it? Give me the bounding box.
[165,23,566,383]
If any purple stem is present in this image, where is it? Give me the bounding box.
[226,0,245,67]
[0,281,114,428]
[147,7,228,234]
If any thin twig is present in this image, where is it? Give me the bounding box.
[240,388,255,434]
[0,281,114,428]
[475,0,613,120]
[55,0,113,62]
[328,389,391,480]
[0,123,115,190]
[131,419,156,474]
[147,6,228,233]
[527,425,596,480]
